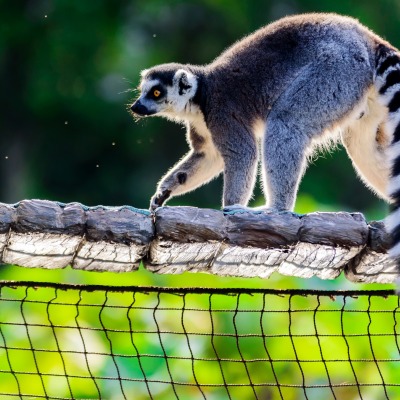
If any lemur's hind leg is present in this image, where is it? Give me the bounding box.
[262,118,310,211]
[262,55,372,211]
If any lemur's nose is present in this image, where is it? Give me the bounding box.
[130,100,147,115]
[130,101,140,112]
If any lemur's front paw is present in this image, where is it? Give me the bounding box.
[150,190,171,212]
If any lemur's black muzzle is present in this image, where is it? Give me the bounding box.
[130,100,155,116]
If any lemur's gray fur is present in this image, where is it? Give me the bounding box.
[131,13,400,264]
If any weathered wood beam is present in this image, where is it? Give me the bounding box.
[150,207,367,279]
[0,199,397,283]
[0,200,153,272]
[345,221,397,283]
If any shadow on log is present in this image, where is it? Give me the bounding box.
[0,199,397,283]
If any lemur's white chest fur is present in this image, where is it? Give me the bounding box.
[341,86,390,200]
[186,111,224,166]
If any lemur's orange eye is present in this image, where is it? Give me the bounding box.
[153,89,161,97]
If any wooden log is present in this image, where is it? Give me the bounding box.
[279,243,363,279]
[298,212,367,247]
[13,200,85,235]
[149,207,369,280]
[148,239,290,278]
[0,203,15,233]
[154,207,368,248]
[345,221,398,283]
[3,233,82,269]
[1,200,154,271]
[2,201,85,269]
[0,201,397,283]
[148,239,362,279]
[155,207,227,242]
[73,205,154,272]
[0,203,15,263]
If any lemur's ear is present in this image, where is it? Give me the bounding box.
[174,69,197,95]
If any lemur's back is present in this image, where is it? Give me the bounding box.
[213,13,386,68]
[204,14,388,125]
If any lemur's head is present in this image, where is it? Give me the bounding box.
[130,63,198,119]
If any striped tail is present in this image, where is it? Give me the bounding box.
[375,45,400,277]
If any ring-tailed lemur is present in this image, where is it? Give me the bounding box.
[130,13,400,268]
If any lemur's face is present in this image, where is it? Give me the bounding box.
[130,65,198,118]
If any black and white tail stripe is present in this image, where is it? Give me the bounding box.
[376,45,400,264]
